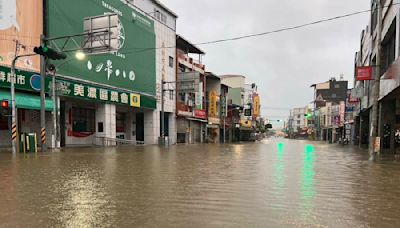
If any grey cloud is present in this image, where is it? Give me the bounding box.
[163,0,369,122]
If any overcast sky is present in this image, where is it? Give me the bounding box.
[162,0,370,124]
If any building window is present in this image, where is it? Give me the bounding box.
[332,94,337,98]
[297,120,301,125]
[116,112,126,133]
[334,84,340,89]
[72,108,95,132]
[297,114,301,119]
[161,14,167,24]
[154,8,161,20]
[154,8,167,24]
[382,20,396,73]
[178,92,185,103]
[169,56,174,68]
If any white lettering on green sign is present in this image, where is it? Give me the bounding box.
[87,87,97,99]
[74,84,85,97]
[110,91,119,102]
[121,93,128,104]
[100,89,108,101]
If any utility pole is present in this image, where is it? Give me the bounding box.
[40,35,47,152]
[10,40,20,155]
[370,2,382,155]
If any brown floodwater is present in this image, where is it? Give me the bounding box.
[1,139,400,227]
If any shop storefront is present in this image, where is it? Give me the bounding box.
[176,109,206,144]
[0,66,54,148]
[207,117,220,143]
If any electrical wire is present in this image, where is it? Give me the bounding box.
[119,2,398,55]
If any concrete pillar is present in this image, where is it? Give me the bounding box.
[168,112,177,144]
[144,110,159,145]
[96,103,116,146]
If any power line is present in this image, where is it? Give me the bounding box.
[119,3,398,55]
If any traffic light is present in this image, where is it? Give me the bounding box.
[0,100,10,116]
[33,46,67,60]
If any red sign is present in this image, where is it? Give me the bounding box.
[356,66,373,81]
[194,109,206,119]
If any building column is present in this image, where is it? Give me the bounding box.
[168,113,177,144]
[144,109,159,145]
[96,103,116,146]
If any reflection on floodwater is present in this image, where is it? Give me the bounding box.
[300,144,316,218]
[1,140,400,227]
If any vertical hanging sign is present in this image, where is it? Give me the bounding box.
[209,90,217,117]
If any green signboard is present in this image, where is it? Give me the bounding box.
[0,66,156,109]
[47,0,156,96]
[0,66,51,93]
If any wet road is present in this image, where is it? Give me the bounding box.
[1,139,400,227]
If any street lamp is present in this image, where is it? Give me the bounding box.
[75,51,86,61]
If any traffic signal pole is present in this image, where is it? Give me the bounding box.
[10,57,17,154]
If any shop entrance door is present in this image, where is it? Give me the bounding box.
[136,112,144,143]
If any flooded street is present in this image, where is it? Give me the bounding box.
[1,139,400,227]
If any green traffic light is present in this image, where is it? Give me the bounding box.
[42,46,49,52]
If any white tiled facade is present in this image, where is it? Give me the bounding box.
[132,0,177,145]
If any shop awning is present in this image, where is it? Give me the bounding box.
[0,90,53,111]
[187,117,208,123]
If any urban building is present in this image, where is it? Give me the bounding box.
[220,75,259,141]
[289,107,307,132]
[175,35,207,144]
[205,72,221,143]
[353,0,400,153]
[0,0,178,148]
[311,78,348,140]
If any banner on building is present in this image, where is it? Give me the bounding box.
[208,90,217,117]
[356,66,373,81]
[0,0,42,72]
[220,96,227,117]
[194,109,206,119]
[253,94,260,118]
[195,82,203,109]
[47,0,156,96]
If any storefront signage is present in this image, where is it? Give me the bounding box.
[253,94,260,118]
[194,109,206,119]
[356,66,373,81]
[208,117,220,125]
[0,66,155,109]
[208,90,217,117]
[0,66,51,93]
[130,93,141,107]
[177,110,192,117]
[195,82,203,109]
[57,79,146,107]
[220,96,227,117]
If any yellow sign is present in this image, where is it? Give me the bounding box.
[253,95,260,117]
[130,94,141,107]
[241,119,252,128]
[209,90,217,117]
